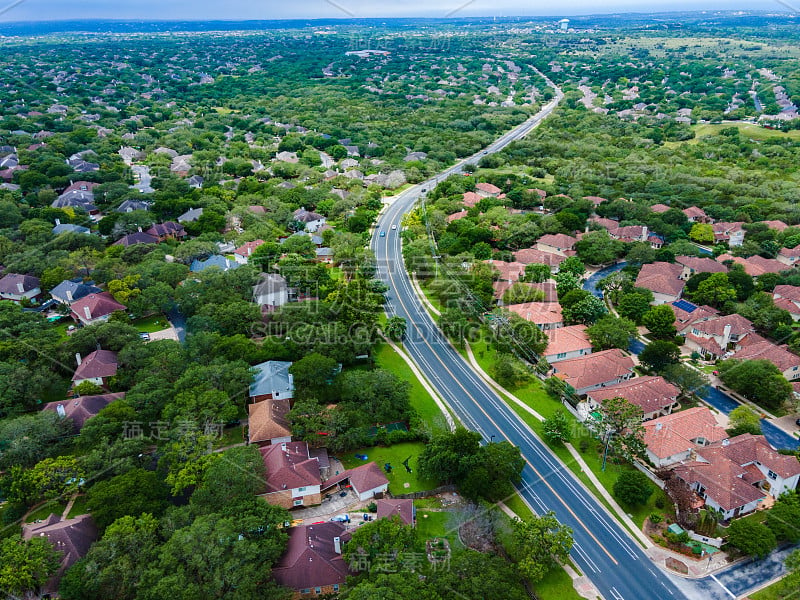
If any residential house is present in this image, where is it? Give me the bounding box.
[683,314,754,360]
[537,233,577,257]
[72,349,118,387]
[650,203,671,214]
[315,247,334,264]
[272,522,350,597]
[116,199,153,213]
[733,334,800,381]
[52,219,91,235]
[324,462,389,501]
[512,247,566,272]
[777,246,800,267]
[113,231,159,247]
[376,498,415,526]
[447,209,469,223]
[0,273,41,302]
[683,206,711,223]
[551,349,635,395]
[671,300,719,331]
[178,207,203,223]
[248,398,292,446]
[585,196,608,210]
[475,182,502,197]
[494,280,557,304]
[543,325,592,363]
[253,273,290,311]
[712,222,745,246]
[773,285,800,320]
[634,262,685,305]
[762,220,789,232]
[675,256,727,280]
[462,191,482,208]
[485,260,526,283]
[146,221,186,241]
[234,239,265,264]
[590,216,619,231]
[294,208,326,233]
[643,407,728,468]
[673,434,800,520]
[189,255,239,273]
[43,392,125,432]
[717,254,784,277]
[608,224,648,243]
[259,441,323,508]
[49,279,102,306]
[188,174,204,189]
[250,360,294,402]
[22,515,98,595]
[585,376,680,421]
[505,302,563,330]
[70,292,126,326]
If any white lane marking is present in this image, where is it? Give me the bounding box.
[710,574,736,599]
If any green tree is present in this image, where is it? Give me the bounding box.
[726,406,762,437]
[190,446,267,514]
[574,230,622,265]
[562,294,608,325]
[510,512,573,583]
[554,271,581,298]
[639,340,681,371]
[593,396,646,461]
[344,515,418,569]
[523,263,551,283]
[766,492,800,543]
[289,352,338,400]
[717,359,792,411]
[0,536,60,598]
[617,291,653,324]
[587,315,637,350]
[613,470,654,505]
[689,223,714,244]
[418,428,482,485]
[384,316,407,341]
[0,411,75,469]
[542,409,572,445]
[86,468,170,531]
[502,282,545,305]
[559,256,585,277]
[726,518,777,558]
[642,304,677,340]
[461,441,524,502]
[693,273,737,308]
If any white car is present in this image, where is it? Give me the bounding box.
[391,224,397,230]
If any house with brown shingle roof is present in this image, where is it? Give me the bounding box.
[248,398,292,446]
[272,522,351,596]
[22,514,98,595]
[146,221,186,241]
[544,325,592,363]
[376,498,415,526]
[673,434,800,520]
[0,273,41,302]
[72,349,118,387]
[113,231,159,247]
[675,256,727,280]
[43,392,124,431]
[634,262,685,305]
[260,441,323,508]
[586,376,680,421]
[506,302,563,330]
[551,349,635,395]
[537,233,577,257]
[643,407,728,467]
[70,292,126,326]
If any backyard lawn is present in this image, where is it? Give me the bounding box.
[339,442,438,495]
[130,314,170,333]
[415,509,463,549]
[24,501,67,523]
[67,495,90,518]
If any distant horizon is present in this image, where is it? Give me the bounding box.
[0,1,795,25]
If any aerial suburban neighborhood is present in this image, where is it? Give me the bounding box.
[1,8,800,600]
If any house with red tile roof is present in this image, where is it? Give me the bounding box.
[72,349,118,387]
[673,434,800,519]
[773,285,800,320]
[585,196,608,208]
[762,220,789,232]
[683,206,711,223]
[544,325,592,363]
[475,182,502,196]
[43,392,125,431]
[23,514,98,595]
[272,522,351,596]
[259,441,324,508]
[773,296,800,321]
[589,216,619,231]
[506,302,563,330]
[376,498,415,526]
[650,203,671,214]
[233,239,265,265]
[643,407,728,467]
[70,292,126,326]
[608,224,648,243]
[248,397,292,446]
[493,281,557,304]
[717,254,785,277]
[537,233,577,257]
[485,260,526,283]
[777,246,800,267]
[462,191,482,208]
[634,262,685,305]
[512,247,566,272]
[586,376,680,421]
[447,209,468,223]
[671,301,718,331]
[682,314,754,360]
[675,256,727,280]
[732,334,800,381]
[551,349,635,395]
[712,222,745,246]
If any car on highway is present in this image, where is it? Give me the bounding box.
[391,224,397,230]
[379,231,385,237]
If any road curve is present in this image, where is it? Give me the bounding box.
[370,84,693,600]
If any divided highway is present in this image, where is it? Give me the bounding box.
[370,88,693,600]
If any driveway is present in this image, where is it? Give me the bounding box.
[291,489,366,521]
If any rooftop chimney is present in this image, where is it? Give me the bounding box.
[66,289,73,302]
[722,438,730,447]
[16,282,24,294]
[55,218,61,226]
[655,422,663,431]
[75,353,82,366]
[83,306,92,321]
[722,324,732,348]
[56,404,66,418]
[334,536,341,554]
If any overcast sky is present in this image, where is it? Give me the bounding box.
[0,0,794,22]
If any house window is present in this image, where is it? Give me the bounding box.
[293,499,303,506]
[333,585,340,592]
[300,590,310,595]
[298,487,306,492]
[557,352,566,359]
[767,470,777,480]
[315,588,322,594]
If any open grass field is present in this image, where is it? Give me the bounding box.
[340,441,438,495]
